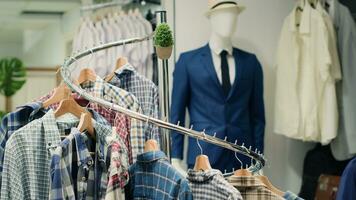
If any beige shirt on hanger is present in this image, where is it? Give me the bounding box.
[274,1,341,144]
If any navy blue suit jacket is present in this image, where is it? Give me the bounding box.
[170,44,265,168]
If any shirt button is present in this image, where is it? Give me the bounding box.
[88,160,93,165]
[82,177,87,181]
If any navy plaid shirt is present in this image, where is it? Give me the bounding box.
[125,151,193,200]
[0,102,46,188]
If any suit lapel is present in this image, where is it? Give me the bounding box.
[200,44,224,97]
[227,48,243,100]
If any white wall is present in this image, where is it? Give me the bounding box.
[164,0,316,193]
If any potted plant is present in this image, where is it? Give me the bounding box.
[154,23,174,60]
[0,58,27,116]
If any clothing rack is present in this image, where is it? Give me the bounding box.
[81,0,132,11]
[60,29,266,174]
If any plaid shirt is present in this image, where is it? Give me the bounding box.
[38,77,144,163]
[125,151,193,200]
[1,110,79,200]
[50,126,129,200]
[283,191,304,200]
[228,176,285,200]
[0,102,46,187]
[187,169,243,200]
[109,63,160,144]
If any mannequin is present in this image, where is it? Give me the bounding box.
[171,0,264,173]
[172,6,239,173]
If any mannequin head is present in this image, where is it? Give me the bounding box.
[209,7,238,39]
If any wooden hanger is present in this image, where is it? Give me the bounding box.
[193,155,212,171]
[77,112,95,138]
[77,68,97,85]
[105,57,128,82]
[54,97,90,119]
[42,84,71,108]
[144,139,159,152]
[234,168,253,177]
[257,175,284,197]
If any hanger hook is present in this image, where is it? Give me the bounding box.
[234,152,243,169]
[196,137,203,155]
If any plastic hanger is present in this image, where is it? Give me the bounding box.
[193,136,212,171]
[144,139,159,152]
[77,112,95,138]
[42,83,72,108]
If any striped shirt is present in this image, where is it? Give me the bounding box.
[187,169,243,200]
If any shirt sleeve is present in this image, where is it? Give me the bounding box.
[177,179,194,200]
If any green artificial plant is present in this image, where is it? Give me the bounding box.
[154,23,174,47]
[0,57,27,114]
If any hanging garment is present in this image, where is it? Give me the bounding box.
[187,169,243,200]
[125,151,194,200]
[0,109,108,200]
[38,87,133,162]
[0,102,46,188]
[50,127,129,200]
[336,157,356,200]
[228,175,284,200]
[108,63,160,144]
[329,1,356,160]
[274,2,341,144]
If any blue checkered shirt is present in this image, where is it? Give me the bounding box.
[1,109,110,200]
[125,151,193,200]
[109,63,160,144]
[50,124,129,200]
[0,102,46,188]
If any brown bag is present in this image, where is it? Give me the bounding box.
[315,175,341,200]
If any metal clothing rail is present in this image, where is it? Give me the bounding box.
[60,36,266,172]
[81,0,131,11]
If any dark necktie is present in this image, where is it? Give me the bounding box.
[220,50,231,97]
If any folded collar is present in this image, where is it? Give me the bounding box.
[187,169,221,183]
[228,175,266,188]
[289,1,312,34]
[16,101,46,120]
[136,151,167,163]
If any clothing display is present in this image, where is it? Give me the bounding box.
[187,169,243,200]
[1,0,355,199]
[171,44,265,171]
[228,175,285,200]
[72,12,154,79]
[125,151,194,200]
[274,0,341,144]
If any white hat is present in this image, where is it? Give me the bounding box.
[205,0,245,17]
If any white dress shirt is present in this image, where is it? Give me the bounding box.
[209,41,236,85]
[274,1,341,144]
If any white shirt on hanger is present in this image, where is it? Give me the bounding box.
[209,40,236,85]
[274,1,341,144]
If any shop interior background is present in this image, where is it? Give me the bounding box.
[0,0,355,194]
